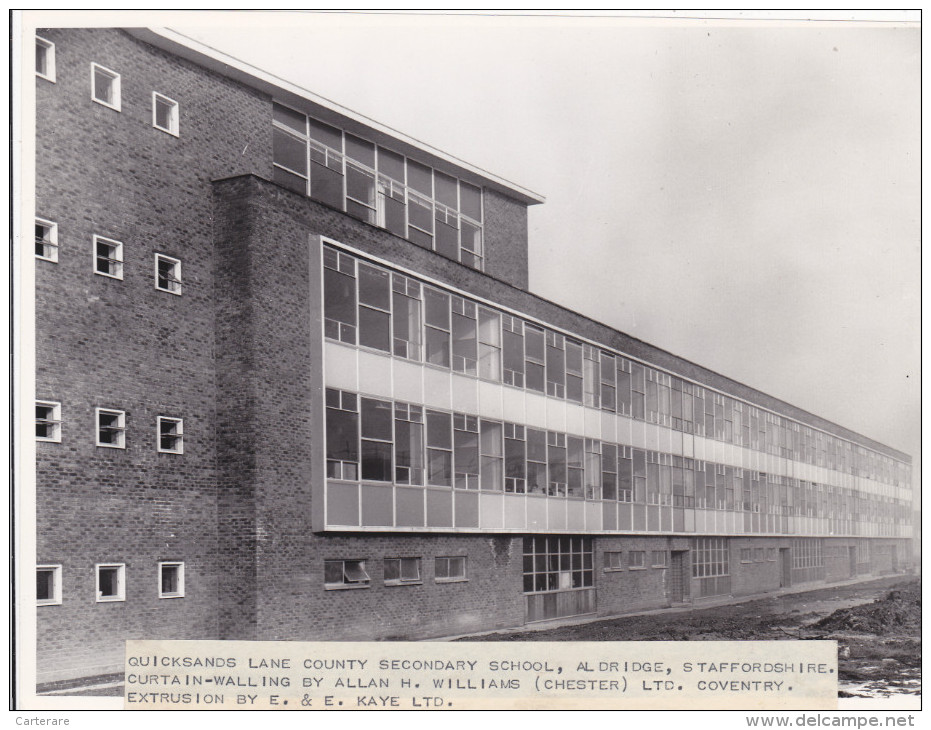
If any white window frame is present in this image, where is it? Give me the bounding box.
[158,561,185,598]
[36,36,55,82]
[96,408,126,449]
[434,556,467,583]
[35,218,58,262]
[93,235,123,280]
[37,564,62,606]
[628,550,646,570]
[152,92,179,136]
[384,557,422,586]
[154,253,182,295]
[91,63,121,111]
[324,559,370,590]
[95,563,125,602]
[604,551,624,572]
[157,416,183,454]
[36,400,62,443]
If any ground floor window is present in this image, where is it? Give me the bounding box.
[523,537,595,622]
[691,537,730,597]
[791,538,825,583]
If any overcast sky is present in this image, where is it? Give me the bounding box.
[174,13,920,490]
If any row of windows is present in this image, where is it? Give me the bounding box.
[276,109,484,269]
[323,556,467,589]
[36,403,183,453]
[36,562,184,605]
[522,537,593,593]
[36,38,180,136]
[34,219,183,294]
[323,247,910,487]
[603,550,667,570]
[325,388,911,524]
[792,539,824,569]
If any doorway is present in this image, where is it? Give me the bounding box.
[848,546,857,578]
[669,550,690,603]
[779,547,792,588]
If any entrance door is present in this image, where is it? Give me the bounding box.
[779,548,792,588]
[668,550,689,603]
[848,546,857,577]
[891,545,899,572]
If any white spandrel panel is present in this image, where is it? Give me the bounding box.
[357,349,392,398]
[423,366,452,410]
[600,410,617,444]
[501,385,526,425]
[477,379,504,420]
[524,390,548,430]
[392,358,424,404]
[324,341,358,392]
[450,371,479,413]
[545,396,567,433]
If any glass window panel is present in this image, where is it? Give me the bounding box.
[394,419,424,477]
[452,311,478,371]
[310,159,344,209]
[435,219,459,260]
[392,290,422,360]
[326,408,358,462]
[460,182,482,221]
[273,128,307,175]
[480,420,502,456]
[273,102,306,133]
[428,449,452,486]
[307,117,342,150]
[358,263,391,310]
[378,147,405,182]
[434,171,458,208]
[503,328,524,374]
[526,428,547,462]
[427,411,451,448]
[424,288,450,329]
[454,429,479,473]
[358,307,390,352]
[407,159,433,195]
[361,440,392,481]
[383,194,406,237]
[425,327,450,368]
[345,133,375,167]
[361,398,393,440]
[273,166,307,194]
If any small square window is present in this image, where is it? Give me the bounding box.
[35,218,58,262]
[604,551,624,571]
[740,548,752,563]
[91,63,120,111]
[158,417,183,454]
[96,563,125,602]
[96,408,126,449]
[158,562,184,598]
[385,557,422,585]
[36,36,55,82]
[37,565,62,606]
[152,93,179,136]
[155,254,182,295]
[36,401,61,443]
[628,551,645,569]
[324,559,370,589]
[94,235,123,279]
[651,550,667,568]
[435,556,467,583]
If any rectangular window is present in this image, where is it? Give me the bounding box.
[546,431,567,497]
[584,439,601,500]
[477,307,501,381]
[582,345,599,408]
[616,358,632,416]
[691,537,731,597]
[545,331,566,398]
[357,262,391,353]
[522,537,593,593]
[526,428,547,494]
[157,416,183,454]
[324,559,370,589]
[502,316,525,387]
[753,548,765,562]
[451,297,478,375]
[394,403,424,485]
[96,408,125,449]
[35,401,61,443]
[91,63,120,111]
[504,422,526,493]
[94,235,123,279]
[628,551,646,569]
[453,413,479,490]
[524,324,545,393]
[360,397,393,481]
[651,551,667,568]
[36,565,61,606]
[480,419,503,491]
[326,389,359,480]
[36,36,55,82]
[35,218,58,262]
[155,254,182,295]
[601,443,618,500]
[158,562,184,598]
[96,563,125,602]
[565,340,584,404]
[604,551,623,571]
[323,248,357,344]
[345,136,377,224]
[392,274,422,360]
[435,556,467,582]
[384,557,422,586]
[426,410,452,487]
[308,119,345,210]
[630,363,646,420]
[740,548,752,563]
[424,287,451,368]
[600,352,616,412]
[152,92,179,136]
[273,102,309,193]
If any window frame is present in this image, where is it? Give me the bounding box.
[36,36,56,82]
[93,234,123,280]
[628,550,646,570]
[157,416,184,455]
[96,408,126,449]
[434,556,467,583]
[604,551,624,572]
[91,62,121,111]
[95,563,126,602]
[36,564,62,606]
[384,557,423,586]
[154,253,182,295]
[35,400,61,443]
[152,92,180,136]
[323,559,371,590]
[158,561,185,598]
[651,550,667,568]
[35,218,58,262]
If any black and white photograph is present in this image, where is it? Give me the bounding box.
[13,9,920,717]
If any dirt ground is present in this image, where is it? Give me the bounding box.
[460,575,921,699]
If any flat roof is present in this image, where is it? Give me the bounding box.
[126,28,546,206]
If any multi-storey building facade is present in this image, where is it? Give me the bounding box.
[32,28,913,684]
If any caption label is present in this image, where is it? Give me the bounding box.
[125,639,837,710]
